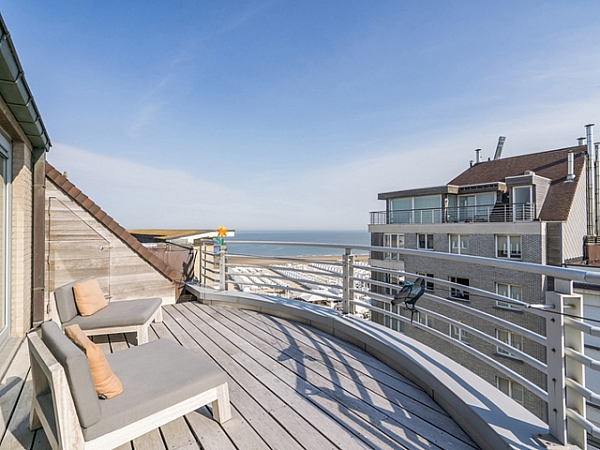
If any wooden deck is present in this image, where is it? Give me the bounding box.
[1,303,479,450]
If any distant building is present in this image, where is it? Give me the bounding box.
[368,129,597,420]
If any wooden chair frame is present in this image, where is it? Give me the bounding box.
[27,330,231,450]
[50,296,163,345]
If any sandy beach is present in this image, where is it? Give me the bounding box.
[228,253,369,267]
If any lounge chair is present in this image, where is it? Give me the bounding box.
[52,277,163,344]
[28,321,231,450]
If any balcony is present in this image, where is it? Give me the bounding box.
[370,202,536,225]
[2,240,599,449]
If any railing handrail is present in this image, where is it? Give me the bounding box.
[195,239,600,447]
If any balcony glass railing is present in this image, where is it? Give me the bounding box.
[193,239,600,449]
[370,202,536,225]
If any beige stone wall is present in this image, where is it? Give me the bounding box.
[10,142,33,336]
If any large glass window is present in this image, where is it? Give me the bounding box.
[389,198,412,224]
[513,186,533,221]
[413,195,442,223]
[496,235,522,259]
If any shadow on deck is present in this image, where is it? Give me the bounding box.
[0,302,481,450]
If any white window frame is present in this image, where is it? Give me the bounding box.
[383,233,404,261]
[416,311,433,327]
[417,233,434,250]
[496,235,522,259]
[495,329,523,357]
[449,234,469,254]
[417,272,434,291]
[495,376,524,404]
[449,276,469,301]
[495,283,522,309]
[449,323,470,344]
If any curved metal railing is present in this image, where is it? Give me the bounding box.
[193,239,600,448]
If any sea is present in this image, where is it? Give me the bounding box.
[225,230,370,257]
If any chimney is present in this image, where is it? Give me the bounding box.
[578,137,587,146]
[493,136,506,160]
[585,124,596,235]
[475,149,482,164]
[565,151,575,182]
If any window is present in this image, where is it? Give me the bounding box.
[417,272,434,291]
[416,311,433,327]
[413,195,442,224]
[495,283,522,309]
[383,233,404,261]
[389,198,412,224]
[496,376,524,404]
[495,329,523,357]
[496,235,521,259]
[449,277,469,301]
[449,234,469,254]
[512,186,533,221]
[383,273,400,296]
[450,323,470,344]
[457,193,495,222]
[418,234,434,250]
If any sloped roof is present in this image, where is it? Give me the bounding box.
[449,146,586,221]
[0,14,51,150]
[45,162,178,281]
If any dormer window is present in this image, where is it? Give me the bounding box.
[512,186,533,221]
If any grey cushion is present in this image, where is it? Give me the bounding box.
[62,298,162,330]
[40,321,102,428]
[82,339,228,440]
[54,277,94,323]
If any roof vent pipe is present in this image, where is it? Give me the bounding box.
[578,137,587,146]
[493,136,506,160]
[585,124,596,235]
[475,149,482,164]
[566,151,575,182]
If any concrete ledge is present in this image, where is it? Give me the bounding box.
[185,286,559,450]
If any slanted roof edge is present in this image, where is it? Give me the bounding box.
[45,162,179,282]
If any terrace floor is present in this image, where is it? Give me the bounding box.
[1,302,479,450]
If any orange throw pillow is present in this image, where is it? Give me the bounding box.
[64,324,123,399]
[73,279,108,316]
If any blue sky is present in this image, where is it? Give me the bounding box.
[2,1,600,230]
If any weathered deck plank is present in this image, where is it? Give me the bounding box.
[162,309,310,450]
[0,303,479,450]
[229,306,475,445]
[183,303,476,450]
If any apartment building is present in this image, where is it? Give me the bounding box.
[368,129,597,420]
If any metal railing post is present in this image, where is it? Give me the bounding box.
[342,249,355,315]
[565,290,587,449]
[546,286,567,444]
[546,277,586,447]
[200,240,206,286]
[219,244,227,291]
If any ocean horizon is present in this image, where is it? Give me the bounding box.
[225,230,370,257]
